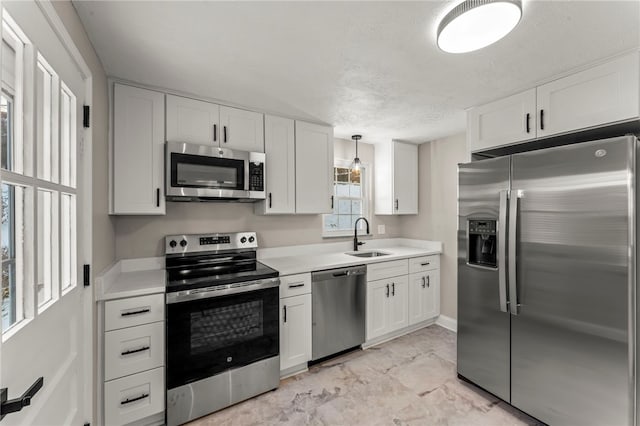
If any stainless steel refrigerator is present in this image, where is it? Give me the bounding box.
[458,135,637,426]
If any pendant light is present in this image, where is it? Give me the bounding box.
[351,135,362,171]
[437,0,522,54]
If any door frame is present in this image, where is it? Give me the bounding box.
[31,2,93,424]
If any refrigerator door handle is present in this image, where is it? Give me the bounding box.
[498,190,509,313]
[508,189,521,315]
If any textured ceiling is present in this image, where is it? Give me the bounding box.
[73,1,640,144]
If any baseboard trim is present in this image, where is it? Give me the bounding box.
[436,315,457,332]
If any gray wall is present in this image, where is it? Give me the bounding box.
[114,138,402,258]
[400,133,466,320]
[52,1,115,275]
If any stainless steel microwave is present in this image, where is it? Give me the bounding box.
[165,141,266,202]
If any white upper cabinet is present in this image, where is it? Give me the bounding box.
[111,83,165,215]
[467,52,640,153]
[375,141,418,215]
[295,121,334,214]
[166,95,265,152]
[536,53,639,138]
[219,106,265,152]
[166,94,219,145]
[256,115,296,215]
[468,89,536,152]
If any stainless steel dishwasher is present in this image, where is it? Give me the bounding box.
[311,265,366,360]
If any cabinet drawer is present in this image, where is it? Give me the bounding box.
[279,273,311,298]
[367,259,408,281]
[104,367,164,426]
[105,294,164,331]
[409,255,440,274]
[105,322,165,381]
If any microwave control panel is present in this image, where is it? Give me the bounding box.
[249,162,264,192]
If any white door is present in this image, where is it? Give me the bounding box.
[537,53,639,138]
[0,2,91,425]
[423,270,440,320]
[295,121,333,214]
[166,94,219,145]
[258,115,295,215]
[365,279,389,341]
[408,273,425,326]
[219,106,264,153]
[393,142,418,215]
[279,294,311,371]
[467,89,536,152]
[387,275,408,333]
[112,84,165,215]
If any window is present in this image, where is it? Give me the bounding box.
[0,14,79,333]
[323,161,369,236]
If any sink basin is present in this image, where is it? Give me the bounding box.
[346,251,391,258]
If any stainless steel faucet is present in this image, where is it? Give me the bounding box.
[353,217,370,251]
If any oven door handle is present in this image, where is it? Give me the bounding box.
[166,277,280,304]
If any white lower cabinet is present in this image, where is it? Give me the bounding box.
[408,270,440,326]
[366,276,408,341]
[280,278,312,373]
[102,295,165,426]
[280,294,312,371]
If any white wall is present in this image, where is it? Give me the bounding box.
[399,133,466,320]
[113,138,402,259]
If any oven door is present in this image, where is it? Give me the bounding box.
[166,141,250,199]
[166,282,279,390]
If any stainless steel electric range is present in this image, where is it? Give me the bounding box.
[164,232,280,426]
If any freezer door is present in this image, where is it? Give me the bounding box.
[457,156,511,402]
[510,136,634,426]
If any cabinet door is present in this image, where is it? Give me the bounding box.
[537,53,639,138]
[387,275,408,333]
[408,270,440,325]
[366,279,389,341]
[468,89,536,152]
[257,115,295,214]
[166,94,219,144]
[280,294,311,371]
[112,84,165,214]
[393,142,418,215]
[295,121,334,214]
[423,269,440,320]
[219,106,265,152]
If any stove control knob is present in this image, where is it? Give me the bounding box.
[248,236,255,243]
[240,237,247,244]
[180,239,187,247]
[169,240,177,248]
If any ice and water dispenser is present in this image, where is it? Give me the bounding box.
[467,220,497,268]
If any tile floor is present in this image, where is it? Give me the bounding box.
[188,325,542,425]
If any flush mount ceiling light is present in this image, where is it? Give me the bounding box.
[437,0,522,54]
[351,134,362,171]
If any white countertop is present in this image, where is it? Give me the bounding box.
[96,257,165,301]
[259,238,442,276]
[95,238,442,300]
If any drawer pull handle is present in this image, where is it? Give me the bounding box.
[121,393,149,406]
[288,283,305,288]
[420,262,430,266]
[121,346,150,356]
[121,308,150,317]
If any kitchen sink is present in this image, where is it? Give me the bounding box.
[346,251,391,258]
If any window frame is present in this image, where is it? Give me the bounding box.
[322,159,371,238]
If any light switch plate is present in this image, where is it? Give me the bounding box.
[378,224,386,235]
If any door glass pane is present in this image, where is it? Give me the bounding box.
[61,193,76,291]
[36,60,58,183]
[1,92,13,171]
[37,189,58,308]
[1,183,26,331]
[60,84,76,187]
